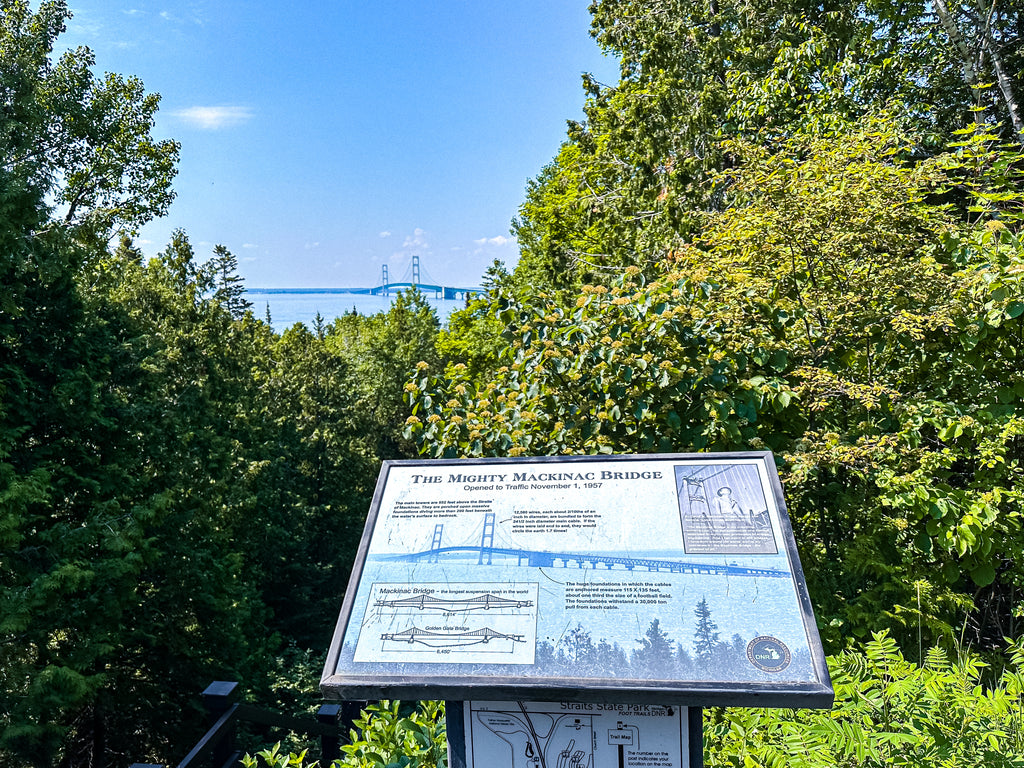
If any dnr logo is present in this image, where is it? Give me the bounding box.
[746,636,792,673]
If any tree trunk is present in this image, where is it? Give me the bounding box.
[976,0,1024,142]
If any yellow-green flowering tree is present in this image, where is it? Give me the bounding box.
[407,120,1024,653]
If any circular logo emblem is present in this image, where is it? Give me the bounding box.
[746,636,792,673]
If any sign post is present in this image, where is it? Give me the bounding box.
[322,453,833,767]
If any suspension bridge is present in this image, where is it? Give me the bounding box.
[373,514,789,578]
[332,255,481,300]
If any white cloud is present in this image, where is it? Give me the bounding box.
[402,227,429,250]
[158,6,206,25]
[471,234,516,256]
[379,231,391,238]
[172,106,254,130]
[473,235,513,247]
[242,243,257,249]
[304,241,320,250]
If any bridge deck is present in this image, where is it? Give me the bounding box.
[375,546,787,577]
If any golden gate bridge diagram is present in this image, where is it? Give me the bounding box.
[380,626,527,649]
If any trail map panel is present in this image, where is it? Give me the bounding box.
[461,700,687,768]
[321,453,833,707]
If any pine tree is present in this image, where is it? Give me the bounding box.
[210,244,251,319]
[694,597,720,661]
[633,618,675,675]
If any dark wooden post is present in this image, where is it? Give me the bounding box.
[202,681,239,768]
[338,700,367,735]
[317,704,341,763]
[688,706,704,768]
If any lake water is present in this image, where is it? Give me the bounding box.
[246,289,469,332]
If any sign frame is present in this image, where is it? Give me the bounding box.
[321,452,833,708]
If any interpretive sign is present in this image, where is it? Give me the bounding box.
[448,700,688,768]
[321,453,833,708]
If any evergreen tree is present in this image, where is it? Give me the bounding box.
[633,618,675,675]
[209,244,252,319]
[563,624,596,670]
[694,598,720,662]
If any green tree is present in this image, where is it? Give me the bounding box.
[209,244,253,319]
[0,4,193,761]
[510,0,1023,287]
[238,321,375,648]
[1,0,179,241]
[327,288,440,458]
[436,262,512,378]
[407,118,1024,653]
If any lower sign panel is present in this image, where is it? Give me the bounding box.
[461,700,688,768]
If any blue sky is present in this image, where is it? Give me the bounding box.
[62,2,619,289]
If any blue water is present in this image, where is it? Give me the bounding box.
[246,289,470,332]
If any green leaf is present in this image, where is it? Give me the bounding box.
[970,562,996,587]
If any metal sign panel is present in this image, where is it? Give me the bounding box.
[450,700,689,768]
[321,453,833,707]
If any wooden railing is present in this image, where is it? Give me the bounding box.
[130,681,368,768]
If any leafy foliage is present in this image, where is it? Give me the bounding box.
[3,0,1024,764]
[326,288,441,459]
[707,633,1024,767]
[0,0,179,240]
[247,635,1024,768]
[509,0,1023,288]
[243,701,448,768]
[337,700,448,768]
[0,9,380,755]
[408,119,1024,652]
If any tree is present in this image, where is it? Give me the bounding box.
[327,288,440,458]
[209,244,253,319]
[693,598,720,661]
[0,5,188,760]
[238,320,375,648]
[511,143,599,291]
[407,117,1024,653]
[510,0,1023,286]
[0,0,179,241]
[633,618,676,674]
[563,624,596,669]
[930,0,1023,140]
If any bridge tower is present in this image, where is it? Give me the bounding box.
[382,265,389,296]
[412,254,421,286]
[429,524,443,563]
[679,475,711,532]
[478,512,495,565]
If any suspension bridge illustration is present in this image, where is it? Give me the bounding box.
[372,513,789,578]
[380,626,526,648]
[374,593,534,613]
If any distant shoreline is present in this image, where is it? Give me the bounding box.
[244,288,467,330]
